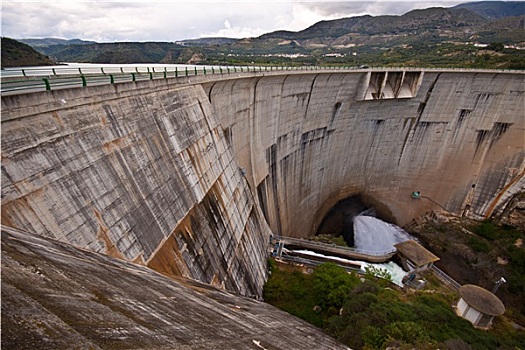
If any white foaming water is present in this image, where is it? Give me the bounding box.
[353,215,413,252]
[290,249,406,286]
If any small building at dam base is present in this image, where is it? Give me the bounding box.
[456,284,505,329]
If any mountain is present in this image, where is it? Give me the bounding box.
[263,7,488,40]
[453,1,525,19]
[19,38,96,47]
[179,37,238,46]
[254,7,489,49]
[476,14,525,43]
[1,37,56,67]
[235,5,524,63]
[35,42,204,64]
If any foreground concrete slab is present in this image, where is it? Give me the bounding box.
[1,225,350,350]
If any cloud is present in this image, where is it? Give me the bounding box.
[298,1,467,18]
[201,18,269,39]
[2,1,291,41]
[2,2,155,41]
[0,0,478,42]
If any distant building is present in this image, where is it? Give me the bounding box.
[394,240,439,272]
[457,284,505,329]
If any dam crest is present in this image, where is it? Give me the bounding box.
[2,68,524,297]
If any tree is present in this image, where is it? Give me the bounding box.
[486,42,504,52]
[313,263,359,310]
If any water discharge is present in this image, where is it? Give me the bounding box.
[353,215,413,252]
[293,213,415,286]
[290,249,407,286]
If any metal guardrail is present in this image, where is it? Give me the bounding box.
[277,236,396,257]
[2,65,523,96]
[1,64,327,79]
[431,265,461,290]
[277,254,363,274]
[0,65,339,95]
[3,64,522,78]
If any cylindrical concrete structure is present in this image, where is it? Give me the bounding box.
[457,284,505,328]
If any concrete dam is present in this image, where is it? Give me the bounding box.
[2,68,524,300]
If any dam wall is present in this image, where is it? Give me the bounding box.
[2,69,524,296]
[2,225,350,350]
[1,80,270,297]
[205,70,524,237]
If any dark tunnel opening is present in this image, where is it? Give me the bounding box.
[315,194,395,247]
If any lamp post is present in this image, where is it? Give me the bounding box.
[492,277,506,294]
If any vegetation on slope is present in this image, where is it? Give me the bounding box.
[19,38,96,47]
[454,1,525,19]
[264,216,525,349]
[1,37,56,67]
[36,42,204,65]
[200,42,525,69]
[264,260,525,349]
[411,215,525,326]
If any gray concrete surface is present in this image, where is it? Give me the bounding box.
[205,70,524,237]
[1,225,350,350]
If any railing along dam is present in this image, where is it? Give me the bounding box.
[2,66,524,298]
[274,236,396,263]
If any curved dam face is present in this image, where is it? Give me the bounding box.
[2,69,524,297]
[206,71,524,237]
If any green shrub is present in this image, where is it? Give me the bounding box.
[361,326,386,349]
[341,292,378,314]
[508,246,525,274]
[364,265,393,282]
[468,237,490,253]
[312,263,359,310]
[473,221,497,240]
[330,235,348,247]
[350,280,380,295]
[386,321,431,345]
[486,42,505,52]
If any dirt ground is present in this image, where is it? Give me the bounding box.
[405,210,525,326]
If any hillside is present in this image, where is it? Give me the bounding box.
[19,38,96,47]
[180,37,238,46]
[454,1,525,19]
[225,6,525,69]
[259,7,488,41]
[37,41,204,64]
[251,7,516,51]
[1,37,56,67]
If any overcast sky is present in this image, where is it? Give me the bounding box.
[2,1,484,42]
